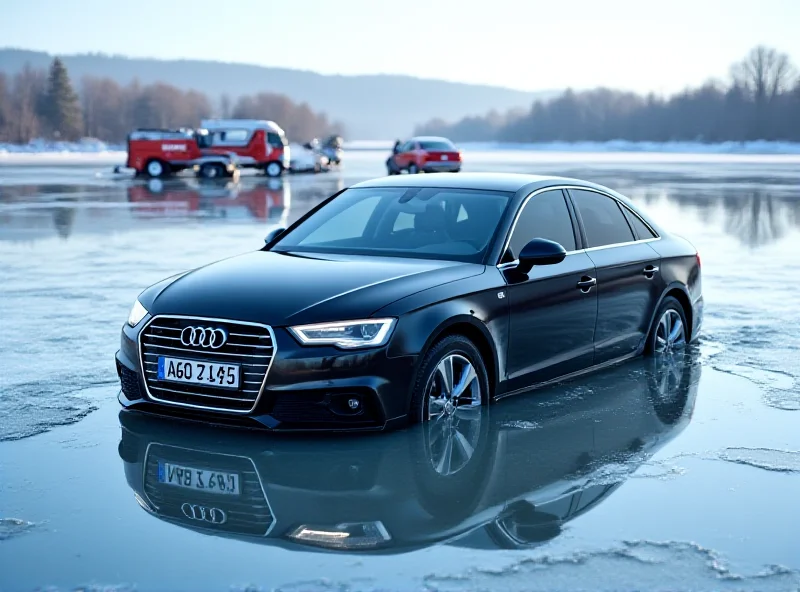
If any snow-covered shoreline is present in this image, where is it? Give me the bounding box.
[3,138,800,155]
[3,139,800,168]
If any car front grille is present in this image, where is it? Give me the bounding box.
[139,315,275,413]
[143,443,274,536]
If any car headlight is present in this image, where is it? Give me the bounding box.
[127,299,148,327]
[288,318,395,349]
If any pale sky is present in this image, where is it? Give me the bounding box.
[2,0,798,94]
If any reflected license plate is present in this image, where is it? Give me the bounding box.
[158,461,240,495]
[441,155,448,160]
[157,356,240,389]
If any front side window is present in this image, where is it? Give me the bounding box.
[267,132,287,147]
[506,189,576,259]
[569,189,635,248]
[273,187,513,263]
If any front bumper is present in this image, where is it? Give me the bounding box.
[116,317,417,432]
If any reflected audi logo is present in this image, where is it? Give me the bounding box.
[180,503,227,524]
[180,326,227,349]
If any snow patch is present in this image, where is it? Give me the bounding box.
[718,447,800,473]
[0,517,37,541]
[423,540,800,592]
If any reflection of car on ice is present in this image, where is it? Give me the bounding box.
[126,177,290,223]
[119,352,699,553]
[120,119,291,179]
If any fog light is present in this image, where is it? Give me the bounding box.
[348,398,360,410]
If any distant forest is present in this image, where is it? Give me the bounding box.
[417,46,800,143]
[0,58,343,144]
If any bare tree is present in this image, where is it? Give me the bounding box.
[731,45,795,104]
[10,65,46,143]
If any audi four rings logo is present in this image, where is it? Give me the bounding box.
[181,503,227,524]
[180,326,228,349]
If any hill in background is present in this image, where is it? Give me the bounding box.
[0,49,556,139]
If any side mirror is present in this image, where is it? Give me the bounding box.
[264,227,285,245]
[516,238,567,274]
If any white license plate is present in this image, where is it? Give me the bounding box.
[157,356,240,389]
[158,461,240,495]
[441,155,448,160]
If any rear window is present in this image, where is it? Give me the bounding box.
[419,140,456,151]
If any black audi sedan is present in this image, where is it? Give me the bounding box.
[116,173,703,431]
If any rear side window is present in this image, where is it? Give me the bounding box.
[623,206,658,239]
[570,190,635,248]
[507,189,576,258]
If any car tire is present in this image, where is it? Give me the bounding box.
[265,162,283,177]
[145,159,169,178]
[408,163,419,174]
[645,296,688,355]
[409,334,489,424]
[198,162,226,179]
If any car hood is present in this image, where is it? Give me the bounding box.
[142,250,485,326]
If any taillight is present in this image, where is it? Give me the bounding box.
[696,252,701,268]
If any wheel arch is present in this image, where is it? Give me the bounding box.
[644,282,693,351]
[413,314,499,401]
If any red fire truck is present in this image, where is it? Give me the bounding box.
[124,119,291,179]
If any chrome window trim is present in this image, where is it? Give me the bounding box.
[137,314,277,415]
[496,185,661,268]
[142,441,277,536]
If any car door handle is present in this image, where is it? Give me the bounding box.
[577,276,597,292]
[643,265,660,279]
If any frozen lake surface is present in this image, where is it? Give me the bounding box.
[1,150,799,591]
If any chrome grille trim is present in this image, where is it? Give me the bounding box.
[142,441,277,536]
[137,314,277,414]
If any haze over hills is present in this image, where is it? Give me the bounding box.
[0,49,556,139]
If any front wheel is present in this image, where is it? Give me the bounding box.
[410,334,488,424]
[408,163,419,174]
[264,162,284,177]
[646,296,688,355]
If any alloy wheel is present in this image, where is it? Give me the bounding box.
[424,354,483,476]
[654,309,686,353]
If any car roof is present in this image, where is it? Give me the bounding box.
[351,172,602,194]
[410,136,454,143]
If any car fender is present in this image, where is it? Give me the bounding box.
[385,287,507,398]
[640,281,693,352]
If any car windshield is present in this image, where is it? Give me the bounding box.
[419,140,455,151]
[272,186,513,263]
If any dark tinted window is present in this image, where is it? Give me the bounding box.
[623,206,658,239]
[507,190,576,258]
[267,132,287,147]
[274,187,512,263]
[570,190,635,248]
[419,140,455,151]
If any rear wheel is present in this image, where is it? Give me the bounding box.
[646,296,688,355]
[265,162,283,177]
[198,162,227,179]
[145,159,168,178]
[408,163,419,174]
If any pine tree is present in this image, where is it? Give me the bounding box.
[42,57,83,141]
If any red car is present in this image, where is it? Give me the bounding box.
[387,136,462,175]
